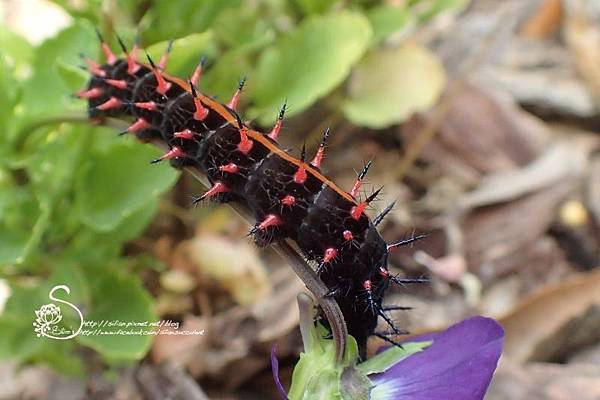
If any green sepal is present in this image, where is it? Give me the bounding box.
[357,341,432,375]
[287,319,432,399]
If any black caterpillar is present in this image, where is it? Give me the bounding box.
[78,33,423,357]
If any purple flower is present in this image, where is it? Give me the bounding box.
[369,316,504,400]
[271,316,503,400]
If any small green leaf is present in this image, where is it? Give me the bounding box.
[98,197,159,243]
[356,340,432,375]
[48,263,91,310]
[26,125,87,203]
[0,230,29,265]
[0,53,20,139]
[0,185,42,266]
[250,11,372,124]
[146,32,218,77]
[56,58,89,91]
[17,125,92,265]
[201,38,270,102]
[367,5,413,44]
[413,0,470,23]
[294,0,340,15]
[18,199,52,265]
[0,26,33,75]
[203,46,256,102]
[77,141,178,231]
[20,21,97,123]
[288,323,362,400]
[48,0,102,22]
[212,6,275,49]
[66,199,159,265]
[0,282,82,375]
[343,43,445,128]
[77,266,157,360]
[32,343,84,376]
[0,287,50,360]
[143,0,240,43]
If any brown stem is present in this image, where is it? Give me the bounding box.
[108,117,349,362]
[273,241,347,362]
[23,113,349,362]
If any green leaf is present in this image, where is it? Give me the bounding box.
[288,323,361,400]
[16,125,92,265]
[77,140,178,231]
[0,184,42,266]
[342,43,446,128]
[0,230,29,266]
[48,263,91,310]
[0,26,33,75]
[356,340,432,375]
[26,125,87,202]
[0,53,21,140]
[0,286,51,360]
[19,21,97,127]
[64,199,159,267]
[146,31,218,77]
[77,265,157,360]
[18,199,52,266]
[294,0,340,15]
[413,0,470,23]
[0,117,90,264]
[56,58,89,92]
[0,262,150,372]
[143,0,241,43]
[48,0,103,22]
[250,11,372,124]
[367,5,413,44]
[0,282,82,375]
[96,197,159,243]
[31,342,84,376]
[203,46,256,101]
[77,197,159,252]
[211,6,275,49]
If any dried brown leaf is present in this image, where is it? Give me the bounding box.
[565,1,600,105]
[499,268,600,362]
[400,83,549,185]
[463,180,573,271]
[179,234,271,305]
[587,154,600,225]
[459,141,589,210]
[487,358,600,400]
[520,0,563,38]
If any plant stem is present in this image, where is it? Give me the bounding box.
[14,114,93,152]
[22,114,349,363]
[106,116,348,363]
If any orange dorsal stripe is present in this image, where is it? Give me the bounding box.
[152,66,357,204]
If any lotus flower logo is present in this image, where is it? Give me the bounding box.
[32,285,83,340]
[33,304,63,336]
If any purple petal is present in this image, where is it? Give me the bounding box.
[271,345,289,400]
[370,316,504,400]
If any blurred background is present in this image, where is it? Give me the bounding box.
[0,0,599,399]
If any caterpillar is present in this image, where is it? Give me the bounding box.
[77,32,423,357]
